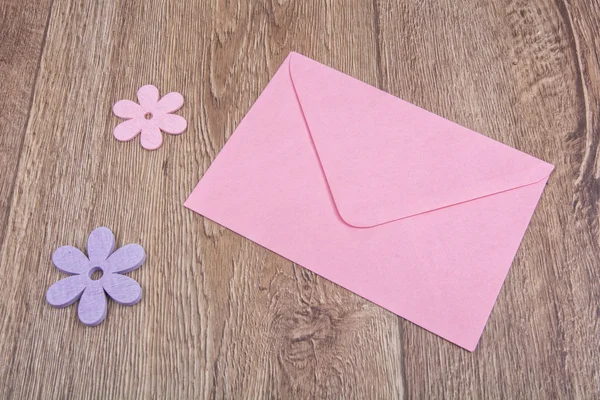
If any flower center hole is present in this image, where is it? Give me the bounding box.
[144,112,153,120]
[89,266,104,280]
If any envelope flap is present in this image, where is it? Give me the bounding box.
[288,53,554,228]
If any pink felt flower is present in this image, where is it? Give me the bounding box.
[113,84,187,150]
[46,227,146,326]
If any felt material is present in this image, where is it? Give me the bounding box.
[113,84,186,150]
[46,227,146,326]
[87,226,115,262]
[51,247,89,274]
[184,52,554,351]
[77,281,107,326]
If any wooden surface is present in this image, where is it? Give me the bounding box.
[0,0,599,397]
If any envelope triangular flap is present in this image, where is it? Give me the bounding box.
[288,53,554,228]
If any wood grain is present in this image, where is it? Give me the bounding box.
[0,0,598,398]
[0,0,52,255]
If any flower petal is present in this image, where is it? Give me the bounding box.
[113,99,143,119]
[103,273,142,305]
[52,246,89,274]
[104,244,146,274]
[78,281,107,326]
[140,124,163,150]
[156,92,184,113]
[114,118,143,142]
[158,114,187,135]
[137,84,159,109]
[87,227,115,263]
[46,275,87,307]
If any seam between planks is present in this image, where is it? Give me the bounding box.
[371,0,384,90]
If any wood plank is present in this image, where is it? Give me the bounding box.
[0,0,52,255]
[0,0,403,398]
[375,0,600,397]
[555,0,600,397]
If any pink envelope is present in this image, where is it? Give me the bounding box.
[185,52,554,351]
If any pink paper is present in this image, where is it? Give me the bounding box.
[185,52,554,351]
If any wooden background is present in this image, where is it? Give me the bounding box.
[0,0,598,398]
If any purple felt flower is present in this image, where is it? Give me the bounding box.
[46,227,146,326]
